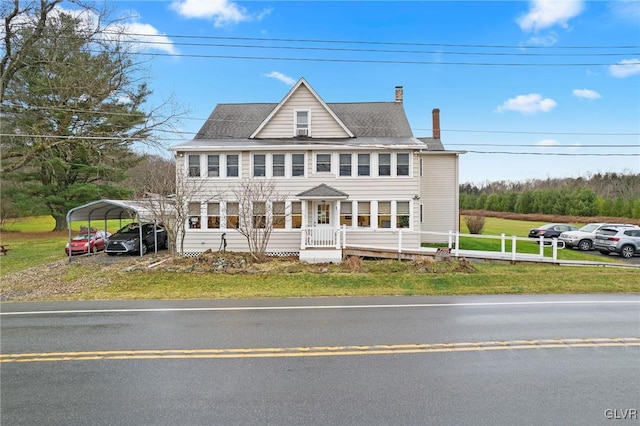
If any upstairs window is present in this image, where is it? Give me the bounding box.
[207,155,219,177]
[378,154,391,176]
[227,154,239,177]
[273,154,285,177]
[316,154,332,173]
[339,154,352,177]
[292,153,305,177]
[358,154,370,176]
[253,154,266,177]
[397,153,410,176]
[295,110,309,137]
[188,155,200,177]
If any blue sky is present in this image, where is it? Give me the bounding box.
[72,1,639,184]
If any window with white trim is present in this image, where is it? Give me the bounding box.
[378,201,391,228]
[295,110,309,137]
[358,153,370,176]
[226,202,239,229]
[340,201,352,226]
[188,202,201,229]
[357,202,370,227]
[292,154,305,177]
[397,153,410,176]
[339,153,352,177]
[227,155,239,177]
[253,154,266,177]
[397,201,410,228]
[207,155,219,177]
[253,202,266,229]
[272,202,286,229]
[291,202,302,228]
[378,154,391,176]
[207,203,220,228]
[188,155,200,177]
[316,153,332,173]
[273,154,285,177]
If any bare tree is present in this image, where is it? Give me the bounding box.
[231,179,287,262]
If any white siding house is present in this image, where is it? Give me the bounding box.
[170,78,463,262]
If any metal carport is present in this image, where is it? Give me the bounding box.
[65,199,162,261]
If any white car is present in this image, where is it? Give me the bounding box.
[559,223,639,251]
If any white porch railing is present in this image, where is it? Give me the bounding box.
[301,227,341,249]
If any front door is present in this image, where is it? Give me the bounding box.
[312,201,333,246]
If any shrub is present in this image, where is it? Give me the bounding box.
[465,215,486,234]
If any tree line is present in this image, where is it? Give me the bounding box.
[460,173,640,219]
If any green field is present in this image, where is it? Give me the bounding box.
[1,216,639,302]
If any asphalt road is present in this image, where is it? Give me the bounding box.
[1,295,639,425]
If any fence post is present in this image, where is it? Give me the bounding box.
[539,236,545,257]
[552,238,558,261]
[501,233,506,253]
[454,231,460,257]
[512,235,517,262]
[448,230,453,249]
[398,230,403,255]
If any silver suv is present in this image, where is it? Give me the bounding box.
[559,223,639,251]
[593,227,640,258]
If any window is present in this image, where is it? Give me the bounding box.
[272,202,286,229]
[188,155,200,177]
[207,155,219,177]
[227,155,239,177]
[397,201,410,228]
[273,154,285,177]
[291,202,302,228]
[316,154,331,173]
[226,202,239,229]
[378,202,391,228]
[295,110,309,136]
[340,201,352,226]
[292,154,305,177]
[188,202,201,229]
[397,153,410,176]
[358,153,370,176]
[253,154,266,177]
[378,154,391,176]
[207,203,220,228]
[357,202,370,227]
[339,154,351,177]
[253,202,266,229]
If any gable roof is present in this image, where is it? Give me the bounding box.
[296,184,349,199]
[417,137,445,151]
[250,78,354,138]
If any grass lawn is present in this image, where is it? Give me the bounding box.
[1,216,639,302]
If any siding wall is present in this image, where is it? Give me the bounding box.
[254,86,350,138]
[419,154,459,243]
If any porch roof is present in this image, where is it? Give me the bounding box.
[296,184,349,200]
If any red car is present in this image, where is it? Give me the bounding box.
[65,230,111,255]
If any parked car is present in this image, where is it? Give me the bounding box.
[105,222,168,255]
[558,223,639,251]
[593,227,640,258]
[65,230,111,255]
[528,224,579,242]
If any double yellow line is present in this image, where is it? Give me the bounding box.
[2,337,638,363]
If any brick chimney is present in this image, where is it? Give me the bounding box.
[395,86,403,103]
[432,108,441,139]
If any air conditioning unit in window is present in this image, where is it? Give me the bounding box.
[296,128,308,137]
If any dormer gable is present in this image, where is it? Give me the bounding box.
[250,78,354,139]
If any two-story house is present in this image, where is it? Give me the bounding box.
[169,78,462,262]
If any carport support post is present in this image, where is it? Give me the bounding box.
[67,222,72,263]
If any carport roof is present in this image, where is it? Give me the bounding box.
[65,199,160,223]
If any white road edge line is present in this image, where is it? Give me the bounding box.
[1,300,639,316]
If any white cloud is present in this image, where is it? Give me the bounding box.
[495,94,557,114]
[264,71,295,86]
[609,0,640,23]
[572,89,601,100]
[170,0,267,27]
[609,59,640,78]
[517,0,584,32]
[111,22,178,55]
[525,32,558,47]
